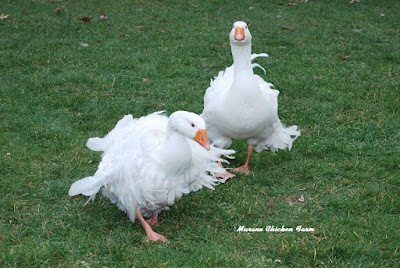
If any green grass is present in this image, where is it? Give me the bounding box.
[1,0,399,266]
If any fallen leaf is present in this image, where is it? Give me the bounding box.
[284,194,306,205]
[313,74,322,79]
[136,25,144,29]
[338,36,344,40]
[288,3,297,6]
[157,102,166,109]
[284,196,293,206]
[281,26,291,30]
[379,13,385,17]
[284,195,299,206]
[0,13,9,20]
[349,0,360,3]
[142,78,150,83]
[338,55,351,60]
[80,43,89,47]
[100,15,109,21]
[54,6,68,13]
[80,16,92,22]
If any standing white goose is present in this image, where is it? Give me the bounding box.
[69,111,234,242]
[201,21,300,177]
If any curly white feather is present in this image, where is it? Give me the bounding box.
[69,111,234,221]
[201,38,300,153]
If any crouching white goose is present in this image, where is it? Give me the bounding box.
[201,21,300,177]
[69,111,234,242]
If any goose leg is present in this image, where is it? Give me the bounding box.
[136,211,168,242]
[232,145,254,175]
[146,214,158,226]
[214,161,235,179]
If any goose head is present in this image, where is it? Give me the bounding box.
[169,111,211,150]
[230,21,252,46]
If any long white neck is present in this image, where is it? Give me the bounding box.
[231,44,253,78]
[162,123,192,174]
[230,43,260,97]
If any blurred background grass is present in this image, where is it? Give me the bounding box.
[1,0,399,266]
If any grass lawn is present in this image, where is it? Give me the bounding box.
[1,0,399,266]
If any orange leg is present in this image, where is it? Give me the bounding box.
[231,145,254,175]
[146,214,158,226]
[136,211,167,242]
[214,161,235,179]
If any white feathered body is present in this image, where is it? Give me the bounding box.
[69,112,233,221]
[201,21,299,154]
[201,53,300,153]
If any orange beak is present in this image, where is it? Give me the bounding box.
[234,27,245,41]
[194,129,210,151]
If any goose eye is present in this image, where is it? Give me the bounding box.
[191,123,195,127]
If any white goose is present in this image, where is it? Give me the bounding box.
[69,111,234,242]
[201,21,300,177]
